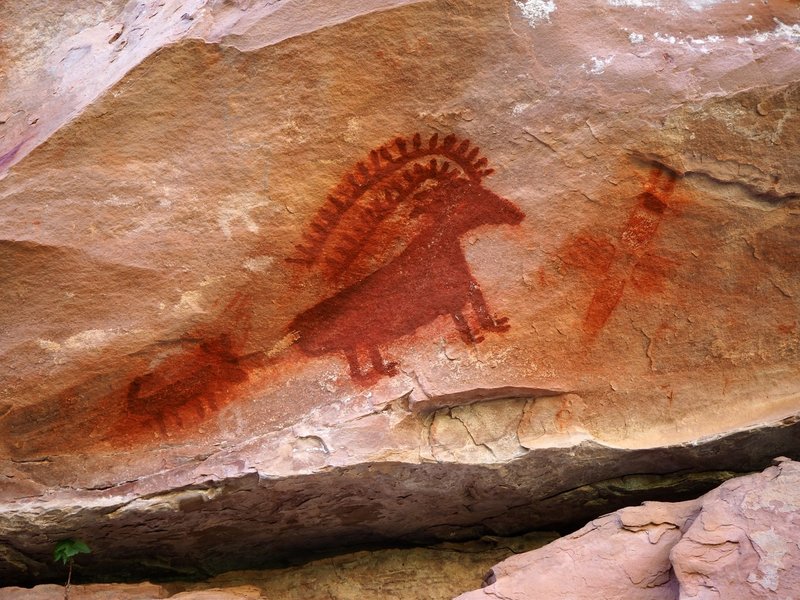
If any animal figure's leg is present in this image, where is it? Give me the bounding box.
[451,312,485,345]
[369,347,399,376]
[194,395,215,418]
[147,416,168,436]
[126,377,143,413]
[165,412,183,435]
[344,349,364,379]
[468,280,509,333]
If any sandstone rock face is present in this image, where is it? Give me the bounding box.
[456,459,800,600]
[671,460,800,598]
[186,533,559,600]
[0,583,171,600]
[0,1,426,177]
[1,0,799,587]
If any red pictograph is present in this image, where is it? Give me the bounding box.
[123,292,256,435]
[557,166,681,339]
[287,133,525,381]
[4,134,524,450]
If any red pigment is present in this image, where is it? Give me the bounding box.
[288,134,524,381]
[105,292,258,443]
[581,167,679,338]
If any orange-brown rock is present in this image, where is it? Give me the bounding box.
[0,583,262,599]
[1,0,799,588]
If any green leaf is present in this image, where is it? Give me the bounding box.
[53,539,91,564]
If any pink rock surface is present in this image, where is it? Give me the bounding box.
[456,459,800,600]
[0,0,425,178]
[671,458,800,598]
[457,502,696,599]
[1,0,797,490]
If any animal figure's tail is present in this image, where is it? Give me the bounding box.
[237,330,300,364]
[119,328,303,442]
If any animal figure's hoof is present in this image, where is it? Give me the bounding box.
[486,316,510,333]
[348,360,400,385]
[458,332,486,345]
[381,361,400,376]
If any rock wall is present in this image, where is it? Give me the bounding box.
[1,0,799,589]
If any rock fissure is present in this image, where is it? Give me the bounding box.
[684,169,800,205]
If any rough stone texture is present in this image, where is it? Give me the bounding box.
[1,0,799,588]
[0,583,261,599]
[0,532,558,599]
[0,0,426,177]
[456,458,800,600]
[0,424,791,585]
[185,533,558,600]
[0,583,170,600]
[670,460,800,598]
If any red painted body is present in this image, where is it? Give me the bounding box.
[5,134,523,451]
[114,292,258,439]
[291,177,524,380]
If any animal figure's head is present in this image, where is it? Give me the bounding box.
[290,133,524,277]
[416,178,524,233]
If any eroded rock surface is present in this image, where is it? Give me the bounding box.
[457,458,800,600]
[0,532,558,599]
[0,0,426,177]
[1,0,799,588]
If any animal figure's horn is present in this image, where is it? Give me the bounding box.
[289,133,495,267]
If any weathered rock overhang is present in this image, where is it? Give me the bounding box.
[2,415,798,587]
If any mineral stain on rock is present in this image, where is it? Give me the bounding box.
[582,168,677,338]
[3,133,525,449]
[119,133,527,432]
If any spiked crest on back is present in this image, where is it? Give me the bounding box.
[287,133,495,283]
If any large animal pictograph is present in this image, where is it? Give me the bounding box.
[3,134,525,451]
[288,133,525,381]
